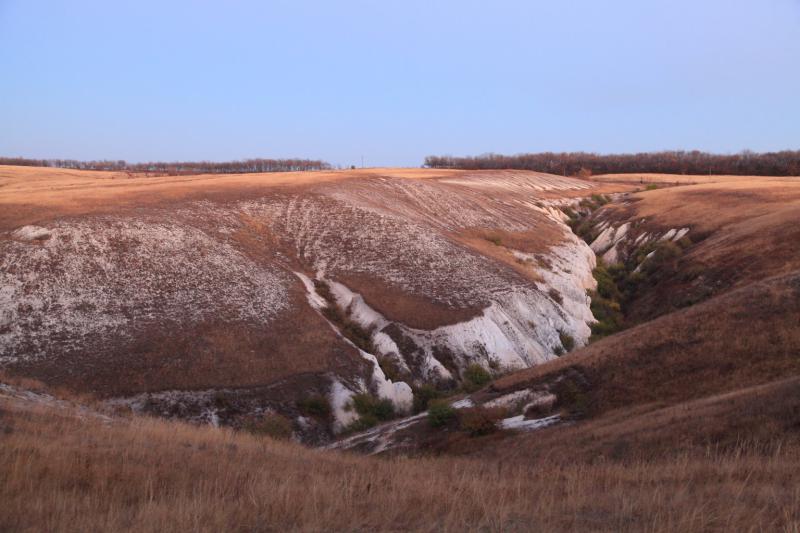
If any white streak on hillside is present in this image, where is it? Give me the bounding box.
[296,271,414,427]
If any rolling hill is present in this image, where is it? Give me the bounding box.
[2,165,800,531]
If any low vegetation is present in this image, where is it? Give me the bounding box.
[297,395,332,419]
[458,406,506,436]
[579,194,611,211]
[427,399,457,428]
[3,400,799,532]
[413,384,443,413]
[587,236,692,339]
[241,413,293,440]
[588,261,627,339]
[483,233,503,246]
[345,393,396,431]
[462,363,492,392]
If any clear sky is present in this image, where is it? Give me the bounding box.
[1,0,799,167]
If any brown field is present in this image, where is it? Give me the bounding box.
[1,390,799,533]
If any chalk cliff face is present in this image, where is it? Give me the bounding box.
[0,169,598,440]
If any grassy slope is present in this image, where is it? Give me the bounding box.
[1,393,799,533]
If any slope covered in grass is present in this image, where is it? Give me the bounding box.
[1,386,799,533]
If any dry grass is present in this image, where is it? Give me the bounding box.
[0,164,348,231]
[484,376,800,464]
[593,175,800,233]
[1,395,799,533]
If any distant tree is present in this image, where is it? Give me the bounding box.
[0,156,332,174]
[423,150,800,177]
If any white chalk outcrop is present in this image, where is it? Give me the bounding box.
[586,213,692,269]
[296,272,414,428]
[1,170,606,440]
[295,213,598,431]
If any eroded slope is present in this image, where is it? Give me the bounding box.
[0,167,602,440]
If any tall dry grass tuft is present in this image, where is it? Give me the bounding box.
[1,397,799,532]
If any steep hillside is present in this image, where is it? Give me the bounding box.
[0,165,615,440]
[328,270,800,456]
[328,174,800,459]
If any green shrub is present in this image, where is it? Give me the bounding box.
[572,219,599,243]
[644,183,659,191]
[593,262,623,301]
[589,291,624,340]
[653,240,682,261]
[298,395,331,419]
[458,407,505,436]
[412,384,442,413]
[463,364,491,391]
[639,241,682,277]
[340,320,376,353]
[212,391,232,410]
[558,330,575,352]
[343,393,396,432]
[427,399,457,428]
[350,393,395,422]
[242,414,293,440]
[344,414,380,432]
[554,378,591,416]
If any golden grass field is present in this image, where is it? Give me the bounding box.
[0,165,465,231]
[2,389,799,533]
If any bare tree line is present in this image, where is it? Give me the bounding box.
[424,150,800,177]
[0,157,332,175]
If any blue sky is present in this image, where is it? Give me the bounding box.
[1,0,799,167]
